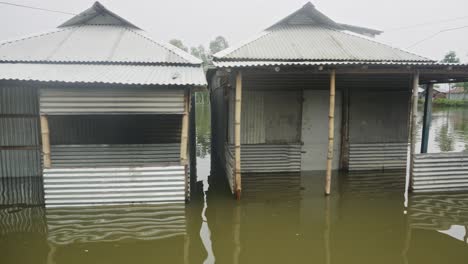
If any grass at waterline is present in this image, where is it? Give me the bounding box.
[419,98,468,107]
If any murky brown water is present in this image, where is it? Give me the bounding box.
[0,103,467,264]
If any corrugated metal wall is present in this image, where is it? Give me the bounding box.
[43,165,186,207]
[348,143,408,171]
[46,203,185,244]
[411,152,468,192]
[228,144,302,173]
[40,86,185,114]
[0,83,42,205]
[50,144,180,167]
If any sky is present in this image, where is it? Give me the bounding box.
[1,0,468,62]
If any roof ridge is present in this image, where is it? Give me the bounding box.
[333,26,434,62]
[0,27,71,47]
[124,28,202,65]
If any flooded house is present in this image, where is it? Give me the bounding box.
[0,2,206,207]
[208,2,468,198]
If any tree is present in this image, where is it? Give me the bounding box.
[190,45,209,65]
[209,36,229,54]
[169,39,188,52]
[440,51,460,63]
[441,51,461,99]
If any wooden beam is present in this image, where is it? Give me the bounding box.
[180,89,190,165]
[409,72,420,186]
[325,70,336,195]
[40,115,51,169]
[421,83,433,153]
[234,71,242,200]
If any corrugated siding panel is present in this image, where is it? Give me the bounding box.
[43,165,186,207]
[40,87,185,114]
[0,118,39,146]
[0,84,41,178]
[411,152,468,193]
[46,204,185,244]
[49,115,181,145]
[241,91,265,144]
[0,176,43,205]
[229,144,302,172]
[0,85,38,114]
[50,144,180,168]
[348,143,408,171]
[0,150,42,177]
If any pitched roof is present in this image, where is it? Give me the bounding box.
[0,2,206,86]
[0,2,201,65]
[213,2,433,65]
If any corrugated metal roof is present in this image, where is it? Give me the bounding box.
[0,25,201,64]
[213,60,466,68]
[0,63,206,85]
[214,25,432,62]
[0,2,206,86]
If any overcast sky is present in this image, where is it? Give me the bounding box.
[1,0,468,62]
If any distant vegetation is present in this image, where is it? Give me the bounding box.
[432,98,468,107]
[169,36,229,68]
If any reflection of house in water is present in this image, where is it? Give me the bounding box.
[406,193,468,262]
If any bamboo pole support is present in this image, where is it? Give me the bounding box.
[40,115,51,169]
[325,70,336,195]
[234,72,242,200]
[409,72,419,186]
[180,90,190,166]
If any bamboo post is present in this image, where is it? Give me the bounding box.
[234,72,242,200]
[40,115,51,169]
[420,83,433,153]
[409,72,419,185]
[325,70,336,195]
[180,90,190,200]
[180,90,189,165]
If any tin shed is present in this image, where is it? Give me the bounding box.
[0,2,206,207]
[208,2,468,198]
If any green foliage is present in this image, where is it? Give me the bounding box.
[168,36,229,68]
[440,51,460,63]
[169,39,188,52]
[432,98,468,107]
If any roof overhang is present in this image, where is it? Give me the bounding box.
[0,63,207,86]
[210,61,468,84]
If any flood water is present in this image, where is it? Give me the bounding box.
[1,102,467,264]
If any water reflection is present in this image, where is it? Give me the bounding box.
[1,102,468,264]
[416,106,468,153]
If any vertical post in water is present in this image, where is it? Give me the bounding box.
[181,89,190,200]
[421,83,433,153]
[409,72,420,183]
[181,89,190,165]
[40,115,51,169]
[234,71,242,200]
[325,69,336,195]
